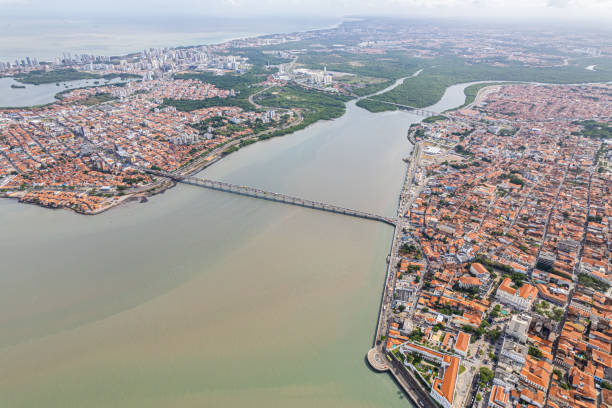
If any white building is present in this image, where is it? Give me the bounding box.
[506,314,532,343]
[496,278,537,312]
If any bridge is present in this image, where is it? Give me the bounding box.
[362,98,443,116]
[146,170,396,226]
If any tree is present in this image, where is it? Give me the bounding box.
[489,304,502,319]
[486,328,502,343]
[528,346,543,358]
[409,328,424,342]
[476,393,482,402]
[479,367,494,384]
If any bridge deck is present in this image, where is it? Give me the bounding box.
[149,171,396,226]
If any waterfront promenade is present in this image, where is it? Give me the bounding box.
[367,139,437,408]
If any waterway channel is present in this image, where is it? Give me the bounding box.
[0,81,472,408]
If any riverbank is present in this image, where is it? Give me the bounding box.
[367,82,486,407]
[0,69,416,215]
[0,71,427,408]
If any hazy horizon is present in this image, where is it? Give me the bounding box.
[1,0,611,21]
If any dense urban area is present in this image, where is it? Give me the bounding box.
[1,17,612,408]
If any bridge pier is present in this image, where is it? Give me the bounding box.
[146,170,396,227]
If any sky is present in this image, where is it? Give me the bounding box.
[1,0,611,21]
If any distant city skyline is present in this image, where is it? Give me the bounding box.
[1,0,611,21]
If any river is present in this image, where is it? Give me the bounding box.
[0,82,470,408]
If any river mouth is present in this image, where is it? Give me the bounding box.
[0,82,472,408]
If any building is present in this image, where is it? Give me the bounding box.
[506,314,532,343]
[488,385,510,408]
[520,356,552,391]
[399,342,460,408]
[454,331,470,357]
[500,337,528,365]
[470,262,490,279]
[431,355,460,408]
[496,278,537,312]
[458,275,481,289]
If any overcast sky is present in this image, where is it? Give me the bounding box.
[2,0,611,20]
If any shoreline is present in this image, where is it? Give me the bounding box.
[1,68,416,215]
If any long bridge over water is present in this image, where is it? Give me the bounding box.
[146,170,397,226]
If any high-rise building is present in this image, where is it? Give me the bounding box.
[506,313,532,343]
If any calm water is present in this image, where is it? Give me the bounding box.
[0,77,126,108]
[0,83,469,407]
[0,16,339,62]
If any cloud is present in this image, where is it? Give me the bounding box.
[547,0,570,7]
[2,0,611,19]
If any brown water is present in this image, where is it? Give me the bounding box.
[0,84,469,407]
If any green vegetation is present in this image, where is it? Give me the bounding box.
[476,256,514,274]
[528,346,543,358]
[577,273,610,292]
[15,68,99,85]
[499,173,525,186]
[459,365,466,375]
[489,304,502,319]
[448,82,507,112]
[78,93,116,106]
[222,145,240,156]
[588,215,603,223]
[479,367,494,386]
[175,69,263,94]
[255,85,350,142]
[454,144,472,156]
[476,393,482,402]
[535,301,565,321]
[572,120,612,139]
[409,328,424,342]
[485,327,502,343]
[229,48,292,67]
[422,115,448,123]
[355,98,397,112]
[168,66,273,112]
[399,243,422,259]
[366,56,612,112]
[162,96,255,112]
[296,51,422,81]
[14,69,139,86]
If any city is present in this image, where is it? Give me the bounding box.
[0,5,611,408]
